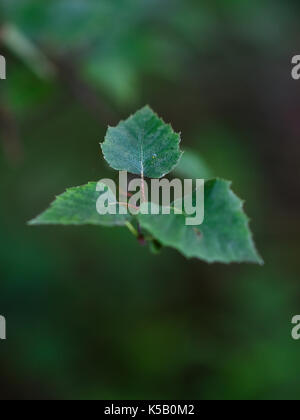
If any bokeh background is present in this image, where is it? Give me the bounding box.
[0,0,300,400]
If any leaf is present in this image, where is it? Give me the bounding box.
[29,182,131,227]
[85,55,139,106]
[101,106,182,178]
[149,239,163,255]
[137,179,263,264]
[174,149,212,179]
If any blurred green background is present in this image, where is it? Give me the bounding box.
[0,0,300,400]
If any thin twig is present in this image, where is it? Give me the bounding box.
[125,222,138,238]
[140,144,146,203]
[109,202,139,211]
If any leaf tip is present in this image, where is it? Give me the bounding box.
[27,216,42,226]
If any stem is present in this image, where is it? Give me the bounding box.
[119,188,133,198]
[140,145,146,203]
[141,171,146,204]
[119,202,139,211]
[125,222,138,238]
[108,202,139,211]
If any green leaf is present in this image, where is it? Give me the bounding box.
[101,106,182,178]
[149,239,163,255]
[29,182,131,227]
[137,179,263,264]
[174,149,212,179]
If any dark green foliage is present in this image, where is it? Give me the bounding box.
[30,107,262,264]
